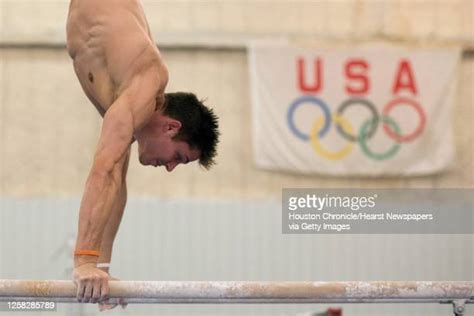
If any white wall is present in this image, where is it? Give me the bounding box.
[1,1,473,46]
[0,49,473,199]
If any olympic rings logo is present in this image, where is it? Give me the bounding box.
[287,96,426,161]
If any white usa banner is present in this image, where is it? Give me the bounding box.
[248,43,460,176]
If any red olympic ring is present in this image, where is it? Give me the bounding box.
[382,97,426,143]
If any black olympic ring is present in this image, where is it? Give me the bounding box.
[335,98,379,142]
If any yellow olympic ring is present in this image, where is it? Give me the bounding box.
[310,115,354,161]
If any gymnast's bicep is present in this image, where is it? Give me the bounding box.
[93,100,135,174]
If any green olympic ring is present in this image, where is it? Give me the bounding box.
[359,116,401,161]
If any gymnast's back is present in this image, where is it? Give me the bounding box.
[66,0,166,112]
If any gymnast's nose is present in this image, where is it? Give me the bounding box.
[166,161,178,172]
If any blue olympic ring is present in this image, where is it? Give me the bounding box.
[287,96,331,141]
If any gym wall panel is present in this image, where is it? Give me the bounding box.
[1,197,471,315]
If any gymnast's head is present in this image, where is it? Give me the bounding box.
[135,92,219,172]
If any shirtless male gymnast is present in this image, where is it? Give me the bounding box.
[66,0,219,309]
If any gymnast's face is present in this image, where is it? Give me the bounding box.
[137,116,201,172]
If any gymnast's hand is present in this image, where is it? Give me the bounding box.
[98,276,128,311]
[73,263,110,303]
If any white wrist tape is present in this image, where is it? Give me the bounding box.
[97,263,110,268]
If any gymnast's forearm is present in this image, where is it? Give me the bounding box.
[74,163,123,268]
[97,183,127,273]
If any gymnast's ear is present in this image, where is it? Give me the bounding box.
[163,117,182,137]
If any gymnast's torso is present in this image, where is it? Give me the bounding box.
[66,0,168,117]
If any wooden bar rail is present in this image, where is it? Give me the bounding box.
[0,280,472,304]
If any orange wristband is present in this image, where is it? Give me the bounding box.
[74,249,101,257]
